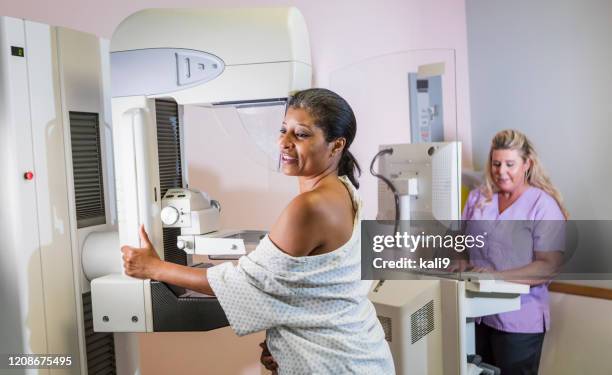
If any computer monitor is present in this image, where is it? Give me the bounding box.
[377,142,461,222]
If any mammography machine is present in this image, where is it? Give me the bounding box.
[90,5,310,330]
[1,16,116,374]
[369,142,530,374]
[1,7,310,374]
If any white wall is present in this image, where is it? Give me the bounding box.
[466,0,612,220]
[466,0,612,373]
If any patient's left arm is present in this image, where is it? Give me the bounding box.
[121,225,215,296]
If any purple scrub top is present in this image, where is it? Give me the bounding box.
[462,186,565,333]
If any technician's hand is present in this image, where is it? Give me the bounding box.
[259,341,278,374]
[447,259,470,272]
[121,224,163,280]
[471,266,493,273]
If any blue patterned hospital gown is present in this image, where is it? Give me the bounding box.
[208,176,395,374]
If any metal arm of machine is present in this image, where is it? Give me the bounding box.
[160,188,259,258]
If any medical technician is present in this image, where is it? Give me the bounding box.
[121,88,395,374]
[462,129,568,374]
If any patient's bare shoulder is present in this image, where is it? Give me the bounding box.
[269,191,325,257]
[269,184,354,257]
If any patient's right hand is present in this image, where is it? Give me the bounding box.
[121,225,163,279]
[259,341,278,374]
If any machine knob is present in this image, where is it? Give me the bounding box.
[177,239,186,250]
[160,206,180,225]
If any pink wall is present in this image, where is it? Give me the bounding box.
[1,1,471,373]
[0,0,472,153]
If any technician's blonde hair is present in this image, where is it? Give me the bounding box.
[482,129,569,219]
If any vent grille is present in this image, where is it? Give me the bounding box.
[411,300,435,344]
[378,315,392,342]
[156,99,183,197]
[69,112,106,228]
[155,99,186,266]
[82,292,116,374]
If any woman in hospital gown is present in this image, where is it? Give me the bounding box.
[462,129,568,374]
[121,88,395,374]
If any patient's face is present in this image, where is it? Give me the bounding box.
[278,107,334,177]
